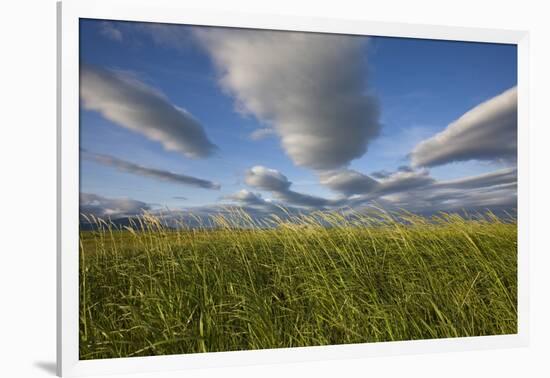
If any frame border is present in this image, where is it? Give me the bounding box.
[57,1,530,376]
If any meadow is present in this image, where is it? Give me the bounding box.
[79,209,517,360]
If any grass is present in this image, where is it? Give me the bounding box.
[79,209,517,360]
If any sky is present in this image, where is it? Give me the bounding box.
[79,19,518,221]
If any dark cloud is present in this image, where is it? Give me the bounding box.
[377,169,435,195]
[318,165,516,215]
[320,169,378,196]
[320,168,433,197]
[370,165,411,179]
[434,167,517,190]
[397,165,414,173]
[195,28,381,170]
[80,64,217,158]
[244,166,291,192]
[80,192,150,219]
[275,190,333,208]
[379,184,517,215]
[375,167,517,214]
[370,170,392,179]
[242,164,516,214]
[244,165,337,208]
[82,150,221,190]
[222,189,270,207]
[79,168,516,227]
[411,87,517,167]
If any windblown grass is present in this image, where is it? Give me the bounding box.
[79,209,517,360]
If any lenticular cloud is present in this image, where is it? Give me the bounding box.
[80,64,217,159]
[195,29,381,170]
[410,87,517,168]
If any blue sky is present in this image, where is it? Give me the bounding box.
[79,19,518,219]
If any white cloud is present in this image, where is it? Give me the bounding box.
[80,64,217,159]
[195,28,380,170]
[81,23,518,218]
[410,87,517,167]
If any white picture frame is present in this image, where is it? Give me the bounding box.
[57,0,530,376]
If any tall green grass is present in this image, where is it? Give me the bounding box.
[79,210,517,360]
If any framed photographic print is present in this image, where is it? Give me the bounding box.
[57,0,529,376]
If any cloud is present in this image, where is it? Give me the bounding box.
[223,189,270,207]
[397,165,414,173]
[377,169,435,195]
[319,163,516,215]
[319,169,378,196]
[410,87,517,167]
[380,184,517,215]
[221,189,329,218]
[80,191,296,227]
[244,165,336,208]
[177,166,517,223]
[370,170,392,179]
[172,196,188,200]
[82,150,221,190]
[80,64,217,158]
[195,28,380,170]
[275,190,334,208]
[320,168,433,197]
[99,22,123,42]
[456,185,517,209]
[242,164,514,212]
[80,192,150,219]
[375,167,517,214]
[435,167,517,190]
[79,167,516,226]
[244,166,291,192]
